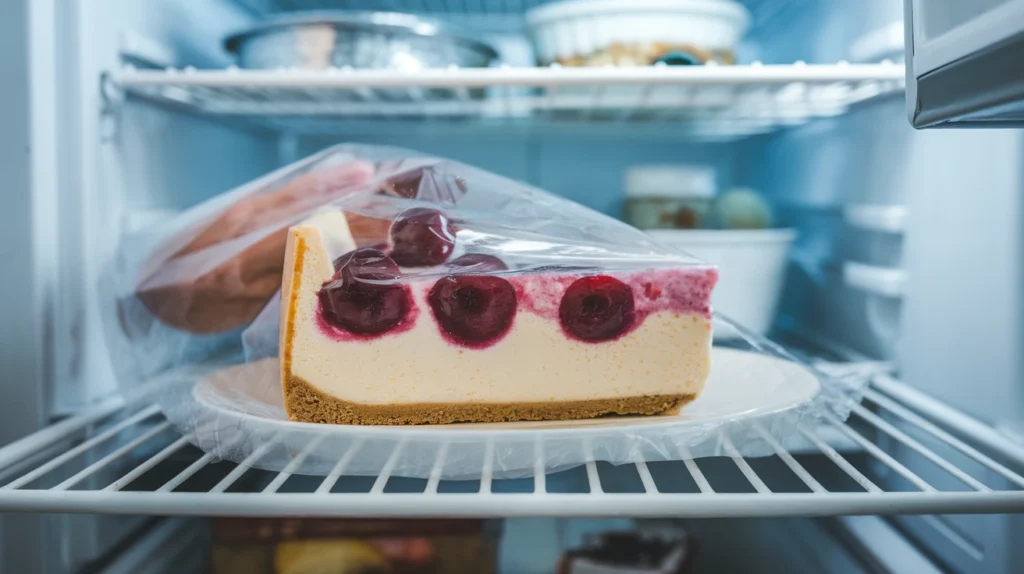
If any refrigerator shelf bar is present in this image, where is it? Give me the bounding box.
[0,372,1022,518]
[110,63,904,140]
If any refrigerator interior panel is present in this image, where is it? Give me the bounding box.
[906,0,1024,126]
[896,129,1024,436]
[747,0,903,64]
[6,0,1024,572]
[2,0,55,570]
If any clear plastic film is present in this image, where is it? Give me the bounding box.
[107,144,867,480]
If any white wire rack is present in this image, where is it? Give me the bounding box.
[1,371,1022,518]
[110,64,905,140]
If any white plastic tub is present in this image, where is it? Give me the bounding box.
[526,0,751,65]
[648,229,797,337]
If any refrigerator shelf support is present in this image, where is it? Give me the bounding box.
[109,63,905,140]
[0,372,1022,518]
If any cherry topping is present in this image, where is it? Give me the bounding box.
[319,249,409,335]
[448,253,508,272]
[559,276,635,342]
[389,208,457,267]
[428,275,517,347]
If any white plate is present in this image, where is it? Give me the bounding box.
[175,347,821,479]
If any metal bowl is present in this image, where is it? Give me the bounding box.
[225,11,499,71]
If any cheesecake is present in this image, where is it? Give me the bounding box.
[280,211,717,425]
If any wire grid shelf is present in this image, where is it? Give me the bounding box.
[0,374,1022,518]
[112,64,905,140]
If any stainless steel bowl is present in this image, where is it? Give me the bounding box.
[225,11,499,71]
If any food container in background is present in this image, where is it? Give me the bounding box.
[225,12,498,102]
[526,0,750,67]
[558,528,694,574]
[711,187,775,230]
[648,228,797,337]
[212,518,498,574]
[623,165,716,230]
[226,12,498,71]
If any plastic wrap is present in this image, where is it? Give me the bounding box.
[109,144,867,480]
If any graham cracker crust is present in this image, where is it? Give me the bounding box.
[283,373,696,425]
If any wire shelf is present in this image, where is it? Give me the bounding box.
[1,370,1022,518]
[112,63,905,140]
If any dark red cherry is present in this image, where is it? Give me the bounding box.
[332,248,399,275]
[428,275,517,347]
[448,253,507,272]
[559,275,635,342]
[389,208,456,267]
[319,250,409,335]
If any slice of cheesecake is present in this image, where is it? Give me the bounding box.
[281,216,717,426]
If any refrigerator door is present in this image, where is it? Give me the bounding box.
[905,0,1024,127]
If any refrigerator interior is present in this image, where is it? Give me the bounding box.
[3,0,1024,572]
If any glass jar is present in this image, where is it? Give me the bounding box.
[623,165,716,230]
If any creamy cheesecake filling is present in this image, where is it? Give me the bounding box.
[302,302,711,405]
[284,226,714,406]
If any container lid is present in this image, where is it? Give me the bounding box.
[526,0,751,33]
[625,165,716,199]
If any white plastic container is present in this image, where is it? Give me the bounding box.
[526,0,751,66]
[648,228,797,337]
